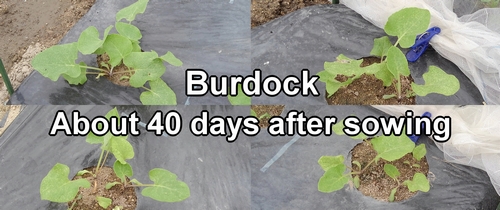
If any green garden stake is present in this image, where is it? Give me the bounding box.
[0,58,14,95]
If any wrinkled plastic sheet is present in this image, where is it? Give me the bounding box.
[251,4,484,105]
[251,105,500,209]
[9,0,250,105]
[0,105,250,209]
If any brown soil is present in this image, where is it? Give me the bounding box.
[351,140,429,202]
[69,166,137,210]
[326,57,416,105]
[0,105,21,136]
[97,54,134,87]
[251,105,285,128]
[251,0,332,28]
[0,0,95,103]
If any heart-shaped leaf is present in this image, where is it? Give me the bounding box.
[116,22,142,41]
[77,25,113,55]
[372,135,415,161]
[142,168,191,202]
[318,164,348,193]
[384,7,431,48]
[370,36,392,57]
[124,51,165,88]
[318,155,344,171]
[40,163,91,203]
[140,79,177,105]
[107,135,134,164]
[31,43,81,81]
[102,34,133,67]
[113,160,133,183]
[405,173,430,192]
[62,62,88,85]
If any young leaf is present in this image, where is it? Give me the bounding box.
[323,54,380,76]
[160,51,183,67]
[372,135,415,161]
[413,144,427,161]
[412,164,421,168]
[352,160,362,170]
[259,113,271,120]
[115,22,142,41]
[250,109,257,117]
[113,206,123,210]
[116,0,149,22]
[389,188,397,202]
[31,43,81,81]
[76,170,91,176]
[353,175,360,188]
[374,62,394,87]
[318,155,344,171]
[386,46,410,77]
[97,196,112,209]
[228,83,251,105]
[141,168,191,202]
[113,160,133,183]
[383,164,400,180]
[102,34,133,67]
[411,66,460,96]
[123,51,165,88]
[318,164,349,193]
[140,79,177,105]
[384,8,431,48]
[105,182,121,190]
[106,135,134,164]
[62,62,88,85]
[77,25,113,55]
[403,160,411,165]
[370,36,392,57]
[40,163,91,203]
[130,178,143,185]
[405,173,430,192]
[383,94,396,99]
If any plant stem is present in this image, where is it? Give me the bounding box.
[359,157,378,174]
[141,86,152,92]
[95,149,106,175]
[101,150,110,171]
[127,184,156,188]
[111,70,136,75]
[83,66,108,72]
[397,74,402,100]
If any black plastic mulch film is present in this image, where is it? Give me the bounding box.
[1,1,499,210]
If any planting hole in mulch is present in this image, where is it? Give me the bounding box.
[69,166,137,210]
[251,105,285,128]
[326,56,416,105]
[251,0,332,28]
[351,140,429,202]
[97,54,133,87]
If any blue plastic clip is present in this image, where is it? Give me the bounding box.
[406,27,441,62]
[408,112,432,143]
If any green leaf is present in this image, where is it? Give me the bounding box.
[102,34,133,67]
[383,164,400,180]
[323,54,380,76]
[97,196,112,209]
[131,40,142,52]
[386,46,410,77]
[413,144,427,161]
[352,161,361,170]
[76,170,91,176]
[32,43,81,81]
[372,135,415,161]
[318,155,344,171]
[384,7,431,48]
[318,164,349,193]
[353,175,360,188]
[160,51,183,67]
[374,62,394,87]
[142,168,191,202]
[412,164,421,168]
[105,182,121,190]
[250,109,257,117]
[86,108,120,145]
[411,66,460,96]
[140,79,177,105]
[62,62,88,85]
[116,0,149,22]
[124,51,165,88]
[383,94,396,99]
[405,173,430,192]
[228,83,251,105]
[107,135,134,164]
[389,188,397,202]
[113,160,133,183]
[332,119,367,139]
[370,36,393,57]
[77,26,113,55]
[40,163,91,203]
[116,22,142,41]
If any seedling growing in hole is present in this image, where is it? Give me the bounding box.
[40,108,190,209]
[31,0,182,105]
[317,118,430,201]
[317,7,460,101]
